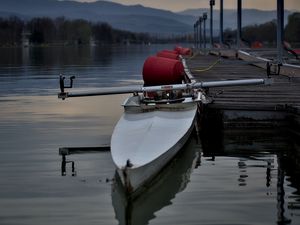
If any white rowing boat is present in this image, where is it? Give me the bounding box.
[111,93,200,194]
[58,67,269,196]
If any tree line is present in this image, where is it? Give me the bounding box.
[223,12,300,47]
[1,12,298,47]
[0,16,156,46]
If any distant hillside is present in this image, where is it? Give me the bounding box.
[0,0,194,35]
[179,8,293,31]
[0,0,294,35]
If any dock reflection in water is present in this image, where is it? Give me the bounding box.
[111,137,201,225]
[201,128,300,225]
[109,127,300,225]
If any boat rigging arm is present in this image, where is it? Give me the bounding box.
[58,75,272,100]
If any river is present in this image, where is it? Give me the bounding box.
[0,45,299,225]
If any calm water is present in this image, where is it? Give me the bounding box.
[0,45,300,225]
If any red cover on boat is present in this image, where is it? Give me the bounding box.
[157,51,180,60]
[142,56,184,86]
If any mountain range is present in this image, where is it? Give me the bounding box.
[0,0,294,35]
[180,8,294,30]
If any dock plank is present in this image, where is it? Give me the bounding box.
[187,52,300,126]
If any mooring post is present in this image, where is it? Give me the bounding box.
[194,23,197,48]
[203,12,208,49]
[219,0,224,45]
[210,0,215,48]
[277,0,284,64]
[195,21,199,49]
[199,16,203,49]
[237,0,242,49]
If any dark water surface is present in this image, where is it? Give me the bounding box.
[0,45,300,225]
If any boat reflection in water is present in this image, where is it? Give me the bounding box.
[111,137,201,225]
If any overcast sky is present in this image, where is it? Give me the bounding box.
[74,0,300,12]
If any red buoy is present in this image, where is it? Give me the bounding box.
[157,51,180,60]
[251,41,263,49]
[143,56,184,86]
[161,49,178,54]
[174,46,192,56]
[174,46,182,52]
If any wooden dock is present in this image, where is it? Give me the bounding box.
[187,49,300,132]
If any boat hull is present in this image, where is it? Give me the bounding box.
[112,138,201,225]
[111,98,198,195]
[118,118,195,195]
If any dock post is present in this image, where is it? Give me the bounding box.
[277,0,284,64]
[203,13,208,49]
[237,0,242,49]
[194,23,197,48]
[219,0,224,45]
[195,21,199,49]
[209,0,215,48]
[199,17,203,49]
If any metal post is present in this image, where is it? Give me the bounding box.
[195,21,199,48]
[199,17,203,49]
[194,23,197,48]
[237,0,242,49]
[219,0,224,45]
[203,13,208,49]
[277,0,284,64]
[210,0,215,48]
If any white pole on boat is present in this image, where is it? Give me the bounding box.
[197,78,268,88]
[58,78,270,99]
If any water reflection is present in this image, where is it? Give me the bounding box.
[28,46,114,67]
[111,137,201,225]
[0,47,23,65]
[201,128,300,225]
[0,45,163,68]
[0,46,113,67]
[0,45,172,96]
[277,154,292,225]
[61,154,76,177]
